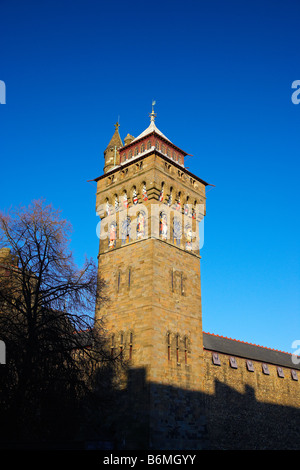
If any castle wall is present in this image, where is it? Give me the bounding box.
[203,348,300,449]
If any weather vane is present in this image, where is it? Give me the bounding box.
[150,100,156,123]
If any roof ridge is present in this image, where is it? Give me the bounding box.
[203,331,293,356]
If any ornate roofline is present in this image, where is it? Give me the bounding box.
[89,149,212,188]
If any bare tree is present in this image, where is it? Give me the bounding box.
[0,199,115,444]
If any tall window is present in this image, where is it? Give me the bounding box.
[184,337,188,365]
[111,334,115,357]
[176,334,180,364]
[167,332,171,361]
[129,332,133,360]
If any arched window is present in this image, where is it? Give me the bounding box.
[114,194,119,212]
[184,196,190,216]
[147,140,151,150]
[134,146,139,156]
[167,187,173,206]
[141,142,145,152]
[132,186,138,205]
[123,191,128,208]
[159,182,164,202]
[105,198,111,216]
[142,182,148,201]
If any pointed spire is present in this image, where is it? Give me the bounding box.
[104,122,123,173]
[105,122,123,151]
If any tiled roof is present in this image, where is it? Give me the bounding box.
[203,332,300,370]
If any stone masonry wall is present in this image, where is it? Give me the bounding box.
[203,348,300,449]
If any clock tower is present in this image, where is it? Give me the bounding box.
[93,106,210,449]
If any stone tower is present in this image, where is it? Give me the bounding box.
[93,107,210,449]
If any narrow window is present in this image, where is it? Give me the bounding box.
[167,332,171,361]
[246,359,254,372]
[184,337,188,365]
[181,273,184,295]
[128,268,131,288]
[147,140,151,150]
[176,334,180,364]
[117,271,121,292]
[111,334,115,357]
[129,332,133,360]
[120,333,124,360]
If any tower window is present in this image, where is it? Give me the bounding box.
[117,271,121,292]
[129,332,133,361]
[181,273,185,295]
[167,332,171,361]
[111,334,115,357]
[120,333,124,360]
[128,267,131,288]
[134,146,139,156]
[176,334,180,364]
[147,140,151,150]
[141,143,145,152]
[184,337,188,365]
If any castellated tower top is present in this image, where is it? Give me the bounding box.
[103,105,188,175]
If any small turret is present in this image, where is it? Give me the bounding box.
[103,122,123,174]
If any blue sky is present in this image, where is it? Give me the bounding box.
[1,0,299,354]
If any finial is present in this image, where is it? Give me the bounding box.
[150,100,156,123]
[114,122,120,131]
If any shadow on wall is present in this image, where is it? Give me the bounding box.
[109,368,300,450]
